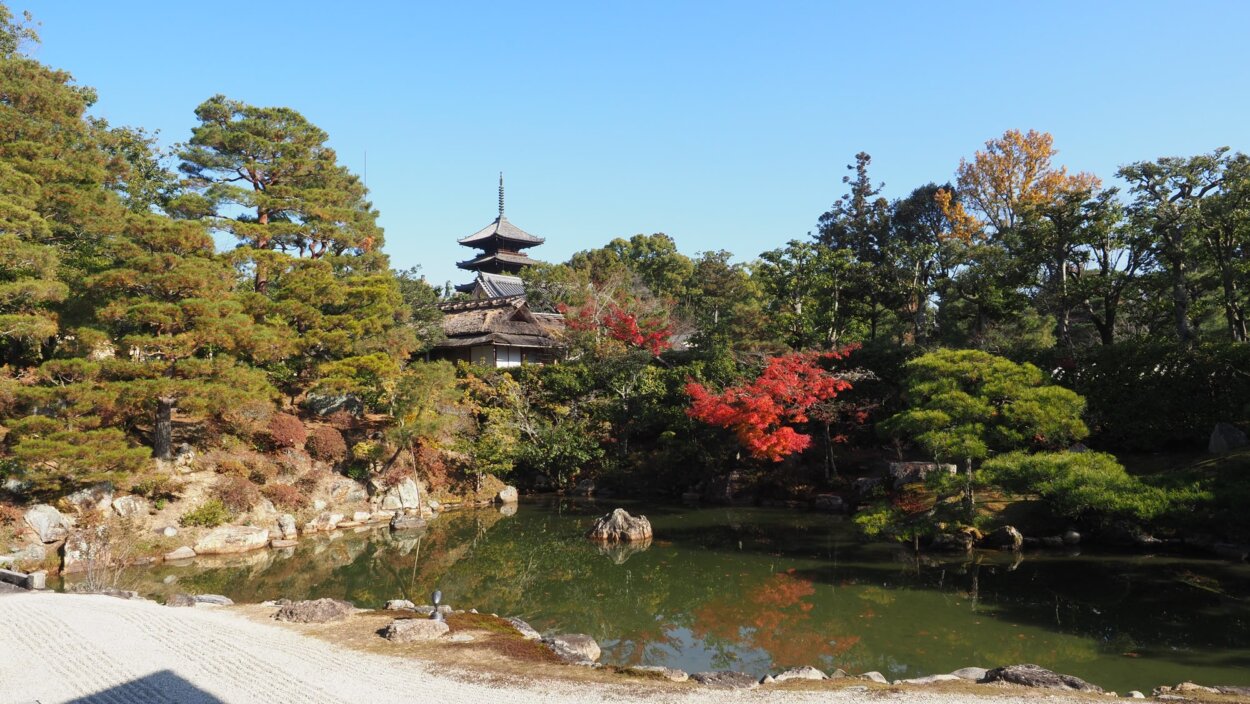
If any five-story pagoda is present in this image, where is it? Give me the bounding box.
[455,174,544,292]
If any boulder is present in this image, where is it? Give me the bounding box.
[980,525,1023,551]
[929,532,975,553]
[771,666,827,682]
[1127,691,1145,699]
[273,598,355,623]
[887,461,958,489]
[1209,423,1248,454]
[352,511,371,522]
[691,671,759,689]
[1155,682,1220,696]
[193,526,270,555]
[1062,530,1081,545]
[497,485,519,504]
[382,618,449,642]
[587,509,653,542]
[951,667,988,680]
[543,634,601,663]
[161,526,178,538]
[194,594,233,606]
[851,476,884,502]
[982,664,1102,693]
[64,483,114,513]
[812,494,845,513]
[506,617,541,640]
[305,392,364,417]
[24,504,70,543]
[306,513,344,533]
[166,593,196,607]
[860,671,889,684]
[896,674,961,685]
[164,546,196,561]
[277,514,298,540]
[390,514,426,532]
[110,495,149,518]
[396,478,421,509]
[328,477,368,504]
[624,666,689,682]
[386,599,416,611]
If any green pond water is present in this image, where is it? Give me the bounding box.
[71,499,1250,692]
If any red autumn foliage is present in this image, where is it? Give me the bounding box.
[558,301,673,356]
[685,346,858,461]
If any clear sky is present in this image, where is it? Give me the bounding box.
[16,1,1250,287]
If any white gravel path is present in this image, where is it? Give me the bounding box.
[0,591,1086,704]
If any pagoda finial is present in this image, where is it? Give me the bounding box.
[498,172,505,218]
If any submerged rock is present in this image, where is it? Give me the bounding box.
[586,508,653,542]
[982,664,1102,692]
[692,671,758,689]
[382,618,449,643]
[543,634,601,663]
[273,598,355,623]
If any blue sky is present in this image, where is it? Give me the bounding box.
[17,1,1250,287]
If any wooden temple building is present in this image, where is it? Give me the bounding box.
[430,176,563,367]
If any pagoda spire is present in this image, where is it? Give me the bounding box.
[498,172,505,217]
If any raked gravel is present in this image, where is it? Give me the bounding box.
[0,591,1092,704]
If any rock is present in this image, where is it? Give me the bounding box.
[270,539,298,549]
[929,531,975,553]
[497,485,519,504]
[352,511,371,522]
[64,483,114,513]
[586,508,653,542]
[328,477,369,504]
[273,598,355,623]
[396,478,421,509]
[1155,682,1221,695]
[166,593,196,607]
[305,392,364,417]
[306,513,344,533]
[161,526,178,538]
[194,594,233,606]
[60,529,97,574]
[860,671,889,684]
[851,477,884,502]
[1068,442,1089,453]
[543,633,601,663]
[703,471,751,504]
[426,499,441,512]
[772,666,827,682]
[505,617,541,640]
[982,664,1103,693]
[571,479,596,496]
[624,666,689,682]
[276,514,297,540]
[1062,530,1081,545]
[1216,686,1250,696]
[1209,423,1248,454]
[1041,535,1065,548]
[1127,691,1145,698]
[110,495,149,518]
[887,461,957,489]
[24,504,71,543]
[164,546,196,561]
[812,494,845,513]
[386,599,416,611]
[897,674,961,685]
[382,618,449,642]
[692,671,759,689]
[951,667,988,680]
[313,499,327,511]
[194,526,270,555]
[390,514,426,532]
[980,525,1023,551]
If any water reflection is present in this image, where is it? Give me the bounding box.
[73,499,1250,693]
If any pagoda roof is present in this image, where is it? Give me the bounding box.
[456,251,541,271]
[458,215,544,249]
[453,272,528,296]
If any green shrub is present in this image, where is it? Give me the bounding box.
[180,499,231,528]
[982,451,1171,524]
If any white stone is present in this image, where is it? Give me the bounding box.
[382,618,449,642]
[352,511,371,522]
[24,504,70,543]
[110,495,149,518]
[772,666,827,682]
[277,514,297,540]
[164,546,196,561]
[497,485,519,504]
[161,527,178,538]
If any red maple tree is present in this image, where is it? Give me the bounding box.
[559,300,673,356]
[685,346,858,461]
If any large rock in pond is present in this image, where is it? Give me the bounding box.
[382,618,449,642]
[543,633,601,663]
[497,485,518,504]
[980,525,1023,551]
[193,526,269,555]
[273,598,355,623]
[982,664,1102,693]
[587,508,653,542]
[24,504,71,543]
[1210,423,1248,454]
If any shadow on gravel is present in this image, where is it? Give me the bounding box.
[66,670,224,704]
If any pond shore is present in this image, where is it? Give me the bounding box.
[0,590,1146,704]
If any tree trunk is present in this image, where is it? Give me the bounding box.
[963,456,975,516]
[154,396,176,460]
[1168,249,1196,344]
[822,423,837,481]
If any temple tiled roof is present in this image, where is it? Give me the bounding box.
[456,251,540,270]
[457,215,544,248]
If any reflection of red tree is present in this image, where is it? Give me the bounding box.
[691,570,861,668]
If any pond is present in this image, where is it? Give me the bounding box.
[68,499,1250,693]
